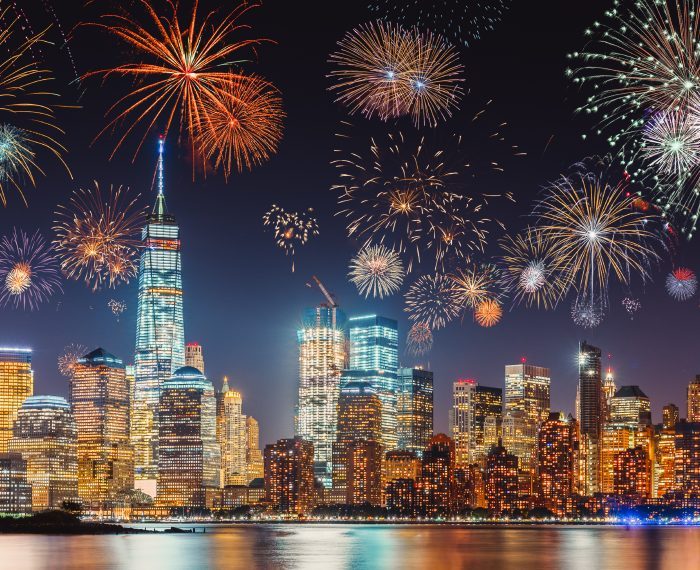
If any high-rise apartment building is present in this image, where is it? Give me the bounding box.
[451,379,502,466]
[157,367,220,507]
[396,367,433,458]
[674,420,700,495]
[264,437,315,515]
[0,453,31,514]
[0,348,33,453]
[246,416,264,483]
[133,139,185,487]
[8,396,77,511]
[222,389,247,486]
[537,412,578,516]
[185,342,204,374]
[342,315,399,451]
[656,404,678,497]
[485,441,519,515]
[71,348,133,508]
[688,376,700,422]
[578,341,603,495]
[419,434,456,517]
[614,446,652,498]
[296,304,347,487]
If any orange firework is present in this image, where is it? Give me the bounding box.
[196,74,284,177]
[474,298,502,327]
[86,0,270,160]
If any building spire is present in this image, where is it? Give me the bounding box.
[222,376,230,394]
[153,136,167,218]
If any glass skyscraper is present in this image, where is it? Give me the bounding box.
[296,304,347,487]
[397,367,433,458]
[0,348,33,453]
[342,315,399,450]
[133,138,185,486]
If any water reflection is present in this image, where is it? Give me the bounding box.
[1,524,699,569]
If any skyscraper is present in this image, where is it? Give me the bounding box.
[264,437,315,515]
[614,446,652,499]
[537,412,578,516]
[578,341,603,495]
[451,379,476,466]
[396,367,433,458]
[185,342,204,374]
[296,304,347,487]
[342,315,399,451]
[71,348,133,508]
[485,442,519,515]
[8,396,77,511]
[222,388,247,486]
[451,379,502,466]
[246,416,264,483]
[419,434,456,517]
[472,385,503,464]
[504,362,551,427]
[0,348,33,453]
[609,386,652,427]
[674,420,700,495]
[133,138,185,487]
[0,453,31,514]
[332,382,383,505]
[687,376,700,422]
[157,366,220,508]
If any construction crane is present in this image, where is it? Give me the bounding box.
[309,275,337,307]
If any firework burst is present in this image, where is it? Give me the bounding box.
[571,298,605,328]
[328,21,464,127]
[474,298,502,327]
[406,321,433,356]
[333,120,520,272]
[263,205,319,272]
[666,267,698,300]
[498,227,570,309]
[348,244,404,299]
[622,296,642,317]
[404,273,462,330]
[53,183,146,290]
[195,74,284,178]
[57,343,87,378]
[0,228,62,309]
[0,10,70,206]
[108,298,127,319]
[536,171,659,306]
[368,0,510,47]
[641,107,700,177]
[85,0,269,160]
[450,264,501,309]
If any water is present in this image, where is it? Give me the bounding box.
[1,524,699,569]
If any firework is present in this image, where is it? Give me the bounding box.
[0,228,62,309]
[641,107,700,177]
[333,121,520,272]
[498,228,570,309]
[86,0,269,160]
[108,298,127,318]
[406,322,433,356]
[328,21,464,127]
[666,267,698,300]
[449,264,500,309]
[571,299,604,328]
[621,296,642,317]
[348,244,404,299]
[53,183,146,290]
[0,10,69,206]
[263,205,319,272]
[368,0,510,47]
[195,74,284,178]
[404,273,462,330]
[57,343,87,378]
[536,172,659,305]
[474,298,502,327]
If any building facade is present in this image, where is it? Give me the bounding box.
[396,367,433,458]
[246,416,265,483]
[0,453,31,514]
[222,389,247,486]
[264,437,315,515]
[537,412,578,515]
[485,442,519,515]
[419,434,456,517]
[578,341,603,496]
[184,342,204,374]
[688,376,700,422]
[0,348,33,453]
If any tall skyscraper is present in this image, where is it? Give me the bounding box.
[246,416,264,483]
[397,367,433,458]
[609,386,652,426]
[577,341,603,495]
[419,434,456,517]
[688,376,700,422]
[133,138,185,487]
[674,420,700,495]
[537,412,578,516]
[264,437,315,515]
[451,379,502,466]
[185,342,204,374]
[296,304,347,487]
[472,385,503,464]
[8,396,77,511]
[157,366,220,507]
[656,404,678,498]
[451,379,476,466]
[0,348,33,453]
[505,362,551,427]
[222,388,247,486]
[342,315,399,451]
[71,348,133,508]
[603,366,617,420]
[332,382,383,505]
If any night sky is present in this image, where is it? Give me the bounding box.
[1,0,698,448]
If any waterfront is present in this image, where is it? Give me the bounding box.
[1,524,700,569]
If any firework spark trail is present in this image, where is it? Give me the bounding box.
[0,228,62,309]
[263,205,319,272]
[328,21,464,127]
[368,0,511,47]
[404,273,462,330]
[57,343,87,378]
[348,244,404,299]
[84,0,270,161]
[449,263,501,309]
[53,183,146,290]
[406,322,433,356]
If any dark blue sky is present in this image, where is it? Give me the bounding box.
[1,0,698,447]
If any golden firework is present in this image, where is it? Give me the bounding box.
[5,262,31,295]
[474,298,502,327]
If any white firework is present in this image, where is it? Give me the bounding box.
[642,108,700,177]
[519,260,546,293]
[571,299,604,328]
[665,267,698,300]
[348,244,404,298]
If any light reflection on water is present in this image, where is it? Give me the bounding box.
[1,524,699,570]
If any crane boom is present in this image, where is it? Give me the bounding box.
[311,275,337,307]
